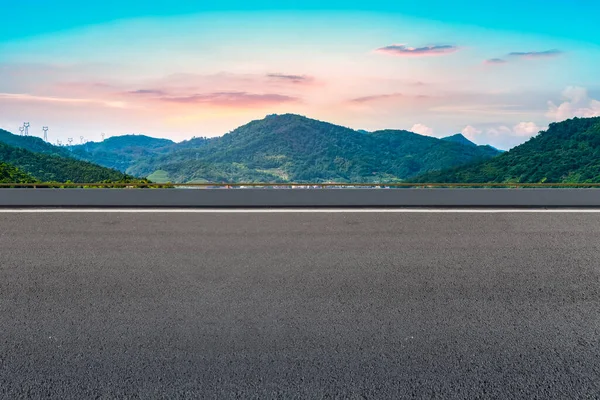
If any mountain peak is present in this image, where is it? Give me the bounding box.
[441,133,477,147]
[87,134,175,147]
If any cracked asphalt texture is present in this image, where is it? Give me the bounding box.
[1,212,600,399]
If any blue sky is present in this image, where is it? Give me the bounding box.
[3,0,599,42]
[1,0,599,149]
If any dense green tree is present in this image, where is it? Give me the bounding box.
[0,162,37,183]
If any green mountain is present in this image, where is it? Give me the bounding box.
[441,133,477,147]
[0,129,73,157]
[127,114,501,183]
[411,117,600,183]
[0,142,141,183]
[71,135,176,171]
[0,162,36,183]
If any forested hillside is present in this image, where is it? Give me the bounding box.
[0,129,72,157]
[1,114,505,183]
[127,114,501,183]
[411,117,600,183]
[71,135,176,171]
[0,142,141,183]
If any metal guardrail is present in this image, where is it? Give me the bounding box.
[3,187,600,207]
[1,182,600,188]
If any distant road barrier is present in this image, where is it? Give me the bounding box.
[2,182,600,188]
[2,188,600,207]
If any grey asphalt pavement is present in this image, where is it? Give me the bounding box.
[1,211,600,399]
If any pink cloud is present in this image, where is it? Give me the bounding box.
[411,123,434,137]
[127,89,168,96]
[0,92,127,108]
[160,92,299,108]
[375,44,459,57]
[266,73,315,85]
[51,72,318,102]
[49,74,309,110]
[348,93,431,105]
[56,82,115,90]
[349,93,404,103]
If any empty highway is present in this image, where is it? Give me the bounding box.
[1,210,600,398]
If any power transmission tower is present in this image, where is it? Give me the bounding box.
[80,136,84,144]
[42,126,49,141]
[19,126,24,136]
[101,133,105,141]
[24,122,30,136]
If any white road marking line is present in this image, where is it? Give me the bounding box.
[1,208,600,213]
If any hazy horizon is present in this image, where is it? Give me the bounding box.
[2,0,599,150]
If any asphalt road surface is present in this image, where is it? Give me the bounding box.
[1,211,600,399]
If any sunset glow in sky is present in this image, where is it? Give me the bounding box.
[1,0,599,149]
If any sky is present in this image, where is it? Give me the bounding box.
[1,0,599,150]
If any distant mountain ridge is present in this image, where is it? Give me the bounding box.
[5,115,600,184]
[411,117,600,183]
[0,115,503,183]
[126,114,501,183]
[0,129,72,157]
[71,134,176,171]
[0,130,144,182]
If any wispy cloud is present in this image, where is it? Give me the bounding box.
[266,73,314,84]
[349,93,404,103]
[0,92,127,108]
[160,92,299,107]
[348,93,432,104]
[56,82,115,89]
[128,89,167,96]
[483,58,507,65]
[508,49,563,59]
[375,44,459,57]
